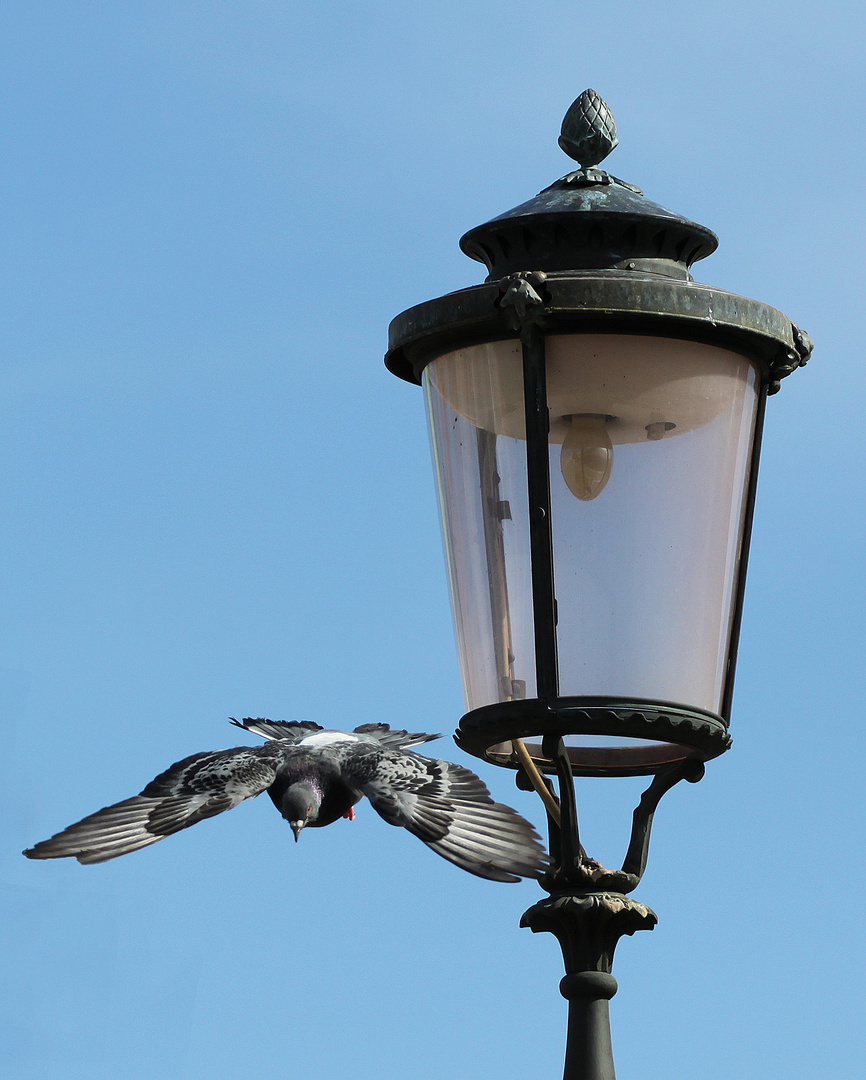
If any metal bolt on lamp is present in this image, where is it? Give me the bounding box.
[385,89,811,1080]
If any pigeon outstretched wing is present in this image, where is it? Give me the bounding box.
[24,743,287,864]
[342,745,548,883]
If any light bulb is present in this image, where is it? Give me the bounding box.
[560,415,613,501]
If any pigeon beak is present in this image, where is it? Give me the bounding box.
[289,821,305,842]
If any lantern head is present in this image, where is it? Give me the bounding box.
[386,90,811,777]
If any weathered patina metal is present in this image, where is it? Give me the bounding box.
[558,89,620,169]
[459,176,716,280]
[521,892,656,1080]
[387,272,805,391]
[456,698,731,777]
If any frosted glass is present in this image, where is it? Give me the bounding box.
[424,335,759,718]
[424,342,536,709]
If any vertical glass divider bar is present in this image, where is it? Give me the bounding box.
[476,427,520,701]
[521,323,582,881]
[720,380,769,722]
[520,323,559,700]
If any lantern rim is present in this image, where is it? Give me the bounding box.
[454,696,732,778]
[386,271,808,393]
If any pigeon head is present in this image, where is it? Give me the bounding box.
[280,781,322,840]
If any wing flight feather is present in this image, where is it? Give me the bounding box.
[344,747,548,883]
[24,745,286,864]
[229,717,323,743]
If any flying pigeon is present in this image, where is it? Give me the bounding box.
[23,719,548,882]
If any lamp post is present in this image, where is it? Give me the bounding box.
[385,90,811,1080]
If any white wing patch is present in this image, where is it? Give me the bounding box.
[298,731,360,749]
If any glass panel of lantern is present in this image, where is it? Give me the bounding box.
[423,333,760,720]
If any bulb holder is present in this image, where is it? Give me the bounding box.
[560,414,614,501]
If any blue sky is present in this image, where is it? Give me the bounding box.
[2,3,864,1078]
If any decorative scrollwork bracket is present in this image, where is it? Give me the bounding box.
[769,321,813,394]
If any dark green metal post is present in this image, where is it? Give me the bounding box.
[518,754,703,1079]
[522,891,656,1080]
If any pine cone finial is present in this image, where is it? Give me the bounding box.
[558,89,619,169]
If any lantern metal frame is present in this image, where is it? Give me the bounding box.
[387,270,808,777]
[385,90,811,1080]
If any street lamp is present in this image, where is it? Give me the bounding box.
[385,90,811,1080]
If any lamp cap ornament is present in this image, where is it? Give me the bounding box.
[559,89,619,168]
[458,88,718,280]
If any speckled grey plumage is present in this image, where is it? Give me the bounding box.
[24,720,548,882]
